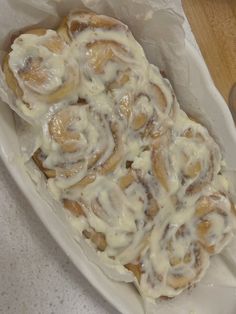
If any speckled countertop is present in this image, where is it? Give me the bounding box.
[0,2,198,313]
[0,157,119,314]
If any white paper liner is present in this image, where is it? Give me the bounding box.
[0,0,236,313]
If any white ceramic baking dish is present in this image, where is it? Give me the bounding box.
[0,41,236,314]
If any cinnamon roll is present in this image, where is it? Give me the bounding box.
[138,224,209,298]
[33,101,123,187]
[63,174,152,261]
[2,10,236,301]
[151,112,222,196]
[3,29,79,120]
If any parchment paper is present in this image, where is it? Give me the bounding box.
[0,0,236,313]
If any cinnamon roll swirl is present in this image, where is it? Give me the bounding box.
[138,225,209,298]
[194,193,235,254]
[58,11,127,43]
[33,101,123,187]
[3,29,79,120]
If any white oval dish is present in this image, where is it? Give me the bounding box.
[0,41,236,314]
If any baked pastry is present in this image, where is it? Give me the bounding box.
[2,10,236,300]
[3,28,79,120]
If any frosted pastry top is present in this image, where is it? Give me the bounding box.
[5,11,236,299]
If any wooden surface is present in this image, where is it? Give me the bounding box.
[182,0,236,102]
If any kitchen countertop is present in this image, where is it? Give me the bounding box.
[0,2,197,314]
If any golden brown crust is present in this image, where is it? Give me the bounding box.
[32,149,56,178]
[83,229,107,251]
[57,16,71,43]
[125,263,142,282]
[63,199,85,216]
[24,28,47,36]
[57,10,125,42]
[48,106,81,153]
[63,197,107,252]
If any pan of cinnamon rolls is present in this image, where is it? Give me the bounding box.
[2,10,236,300]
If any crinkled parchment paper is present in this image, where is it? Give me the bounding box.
[0,0,236,313]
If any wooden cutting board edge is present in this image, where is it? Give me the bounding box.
[182,0,236,103]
